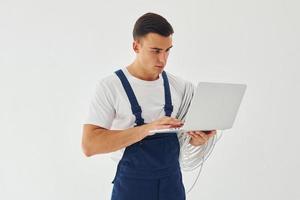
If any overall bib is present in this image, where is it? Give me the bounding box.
[111,69,186,200]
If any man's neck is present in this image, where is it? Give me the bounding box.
[127,62,160,81]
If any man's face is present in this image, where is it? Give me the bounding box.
[133,33,173,73]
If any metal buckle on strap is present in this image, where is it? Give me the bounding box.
[132,105,144,126]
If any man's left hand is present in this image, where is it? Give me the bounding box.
[187,130,217,146]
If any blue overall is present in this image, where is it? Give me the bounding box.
[111,69,186,200]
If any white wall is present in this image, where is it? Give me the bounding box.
[0,0,299,199]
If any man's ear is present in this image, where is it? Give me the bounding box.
[133,39,141,53]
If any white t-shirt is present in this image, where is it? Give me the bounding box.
[84,67,193,162]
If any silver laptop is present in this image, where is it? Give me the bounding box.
[149,82,247,134]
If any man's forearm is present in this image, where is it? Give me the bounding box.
[84,126,145,156]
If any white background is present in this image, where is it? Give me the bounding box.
[1,0,299,199]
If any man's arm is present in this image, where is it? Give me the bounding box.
[82,124,145,156]
[81,116,183,157]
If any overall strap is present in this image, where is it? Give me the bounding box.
[115,69,174,125]
[162,71,174,117]
[115,69,145,126]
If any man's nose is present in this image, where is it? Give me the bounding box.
[158,52,167,64]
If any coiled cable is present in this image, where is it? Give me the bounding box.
[179,130,223,194]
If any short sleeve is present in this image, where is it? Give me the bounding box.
[84,80,116,129]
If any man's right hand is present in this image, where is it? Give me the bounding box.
[138,116,184,138]
[82,117,184,156]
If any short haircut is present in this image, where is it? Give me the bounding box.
[133,12,174,40]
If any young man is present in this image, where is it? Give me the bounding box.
[82,12,216,200]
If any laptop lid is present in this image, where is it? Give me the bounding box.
[182,82,247,131]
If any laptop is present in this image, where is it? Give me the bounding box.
[149,82,247,134]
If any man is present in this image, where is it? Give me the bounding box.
[82,12,216,200]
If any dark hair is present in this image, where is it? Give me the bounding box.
[133,12,174,39]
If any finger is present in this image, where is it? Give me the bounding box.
[201,132,210,140]
[188,132,206,144]
[207,130,217,137]
[187,131,197,136]
[205,130,216,134]
[193,131,208,137]
[203,130,216,138]
[155,116,171,124]
[191,132,204,140]
[187,132,197,138]
[162,119,183,126]
[153,117,180,126]
[209,130,217,134]
[166,117,183,123]
[187,131,193,136]
[195,132,209,141]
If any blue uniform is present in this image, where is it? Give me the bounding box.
[111,69,186,200]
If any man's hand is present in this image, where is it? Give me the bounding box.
[138,116,184,138]
[187,130,217,146]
